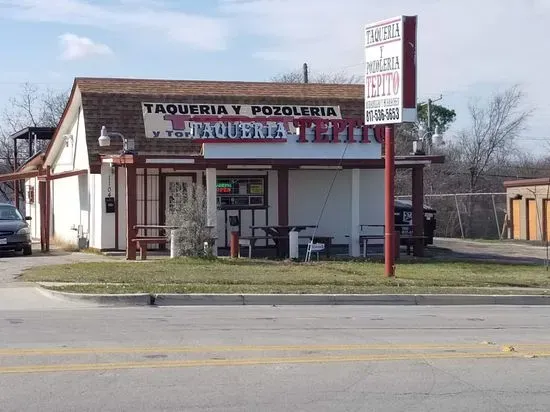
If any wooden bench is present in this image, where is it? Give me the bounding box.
[238,236,284,258]
[299,235,334,258]
[359,235,385,257]
[131,237,167,260]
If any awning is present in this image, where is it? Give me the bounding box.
[0,169,88,183]
[0,170,41,183]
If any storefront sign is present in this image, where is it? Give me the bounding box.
[141,102,383,159]
[364,15,417,125]
[142,103,342,139]
[142,114,381,144]
[143,103,341,118]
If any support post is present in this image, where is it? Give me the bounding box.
[384,125,395,277]
[411,166,424,257]
[351,168,361,257]
[277,168,289,226]
[492,195,501,239]
[205,168,218,256]
[13,137,19,210]
[455,194,465,239]
[39,180,46,252]
[126,165,137,260]
[44,167,51,252]
[230,231,239,258]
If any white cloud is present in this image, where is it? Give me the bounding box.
[0,0,229,51]
[221,0,550,137]
[59,33,112,60]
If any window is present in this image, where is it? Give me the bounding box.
[0,205,23,221]
[216,177,266,209]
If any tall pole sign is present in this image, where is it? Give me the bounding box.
[364,15,418,277]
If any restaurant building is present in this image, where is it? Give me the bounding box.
[1,77,443,259]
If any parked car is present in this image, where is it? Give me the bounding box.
[394,199,436,245]
[0,203,32,255]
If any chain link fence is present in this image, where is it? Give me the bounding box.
[397,193,507,239]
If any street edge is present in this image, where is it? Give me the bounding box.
[36,287,550,306]
[38,287,152,306]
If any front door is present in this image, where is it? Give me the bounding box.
[165,176,194,221]
[511,199,521,239]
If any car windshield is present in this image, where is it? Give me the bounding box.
[0,205,23,220]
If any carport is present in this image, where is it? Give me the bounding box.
[0,164,87,252]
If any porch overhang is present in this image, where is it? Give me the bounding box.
[0,169,41,183]
[99,154,445,169]
[0,168,88,183]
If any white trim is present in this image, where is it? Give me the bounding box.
[226,165,272,169]
[299,165,343,170]
[145,158,195,164]
[394,160,431,165]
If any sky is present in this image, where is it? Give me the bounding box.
[0,0,548,152]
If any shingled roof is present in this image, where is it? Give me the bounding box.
[53,77,367,171]
[75,77,365,99]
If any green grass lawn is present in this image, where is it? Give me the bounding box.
[22,258,550,294]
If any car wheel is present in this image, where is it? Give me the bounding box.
[23,246,32,256]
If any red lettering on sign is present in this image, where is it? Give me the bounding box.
[293,119,313,143]
[331,120,347,143]
[312,119,330,143]
[362,125,372,143]
[346,119,360,143]
[163,114,189,130]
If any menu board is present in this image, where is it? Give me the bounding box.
[216,178,265,209]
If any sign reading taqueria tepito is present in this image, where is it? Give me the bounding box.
[142,102,383,143]
[364,15,417,126]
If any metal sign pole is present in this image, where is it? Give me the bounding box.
[384,125,396,277]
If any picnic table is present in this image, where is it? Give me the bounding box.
[359,224,425,257]
[247,225,317,258]
[132,225,215,260]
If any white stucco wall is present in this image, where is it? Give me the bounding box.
[108,167,383,251]
[288,169,384,245]
[51,174,88,245]
[117,167,127,249]
[53,107,89,173]
[24,177,40,239]
[49,105,92,246]
[87,163,118,250]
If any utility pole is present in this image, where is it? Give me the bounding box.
[427,98,432,134]
[423,95,442,153]
[303,63,309,84]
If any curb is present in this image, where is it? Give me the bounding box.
[38,287,152,306]
[36,287,550,306]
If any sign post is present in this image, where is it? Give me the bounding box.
[364,15,417,277]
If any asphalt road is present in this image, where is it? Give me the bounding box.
[1,295,550,412]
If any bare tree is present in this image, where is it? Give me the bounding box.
[271,69,361,84]
[425,85,532,238]
[0,83,69,202]
[459,85,531,193]
[165,183,216,257]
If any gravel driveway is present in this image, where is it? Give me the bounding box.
[0,247,116,283]
[432,238,550,264]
